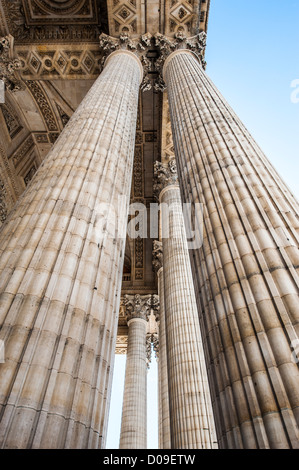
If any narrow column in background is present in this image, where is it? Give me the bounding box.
[119,294,152,449]
[152,240,171,449]
[154,159,218,449]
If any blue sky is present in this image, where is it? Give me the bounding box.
[106,1,299,449]
[206,0,299,200]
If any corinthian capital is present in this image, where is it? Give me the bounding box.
[123,294,152,323]
[153,158,178,199]
[99,32,153,91]
[0,35,24,93]
[154,31,207,91]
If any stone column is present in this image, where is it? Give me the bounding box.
[154,158,218,449]
[0,38,145,449]
[119,294,152,449]
[157,32,299,449]
[152,240,171,449]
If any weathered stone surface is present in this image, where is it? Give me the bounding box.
[0,49,142,449]
[119,294,152,449]
[163,49,299,449]
[154,159,218,449]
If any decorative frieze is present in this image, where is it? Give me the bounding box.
[26,80,58,131]
[115,335,128,355]
[24,165,37,186]
[133,145,143,198]
[15,45,102,80]
[1,102,23,138]
[0,179,8,224]
[11,135,35,168]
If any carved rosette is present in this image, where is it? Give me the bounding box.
[153,158,179,200]
[0,36,24,92]
[99,32,153,91]
[154,31,207,91]
[123,293,152,323]
[152,240,163,274]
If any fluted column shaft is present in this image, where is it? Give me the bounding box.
[157,267,171,449]
[0,50,142,449]
[119,294,151,449]
[153,241,171,449]
[156,161,217,449]
[164,49,299,448]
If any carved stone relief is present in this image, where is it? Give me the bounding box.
[15,45,102,80]
[1,102,23,139]
[107,0,140,37]
[26,80,59,131]
[0,35,24,92]
[0,178,8,223]
[1,0,108,43]
[10,134,35,168]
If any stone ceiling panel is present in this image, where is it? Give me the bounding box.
[0,0,109,42]
[21,0,99,25]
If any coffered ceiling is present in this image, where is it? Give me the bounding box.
[21,0,100,25]
[0,0,108,42]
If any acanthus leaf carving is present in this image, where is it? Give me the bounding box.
[123,293,152,322]
[152,240,163,274]
[99,32,153,92]
[0,36,24,92]
[153,158,178,199]
[154,31,207,91]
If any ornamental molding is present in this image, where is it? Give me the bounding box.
[1,0,105,43]
[107,0,140,37]
[15,44,102,80]
[26,80,59,131]
[115,335,128,355]
[11,134,35,168]
[0,36,24,92]
[1,101,23,139]
[153,158,178,199]
[0,178,8,224]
